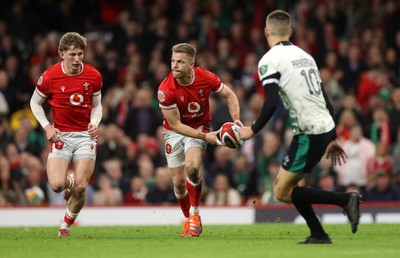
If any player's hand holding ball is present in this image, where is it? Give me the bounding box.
[218,122,244,149]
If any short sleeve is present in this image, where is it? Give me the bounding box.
[258,56,280,87]
[158,87,176,109]
[205,70,222,92]
[35,72,50,97]
[93,73,103,95]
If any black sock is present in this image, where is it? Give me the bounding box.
[292,201,327,238]
[292,186,349,207]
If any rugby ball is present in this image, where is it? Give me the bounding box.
[219,122,243,149]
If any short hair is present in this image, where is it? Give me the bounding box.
[58,32,87,53]
[172,43,196,64]
[266,10,291,37]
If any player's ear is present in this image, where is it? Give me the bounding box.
[59,51,65,59]
[288,28,293,38]
[264,27,269,38]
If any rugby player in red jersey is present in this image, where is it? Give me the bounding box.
[158,43,242,237]
[30,32,102,238]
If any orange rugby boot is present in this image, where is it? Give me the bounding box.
[181,220,191,237]
[188,213,202,237]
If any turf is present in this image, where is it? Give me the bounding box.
[0,224,398,258]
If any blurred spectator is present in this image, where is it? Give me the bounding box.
[95,124,127,175]
[136,152,156,188]
[391,128,400,183]
[335,125,375,191]
[205,173,241,206]
[385,47,400,85]
[4,143,25,182]
[320,67,344,112]
[232,153,251,196]
[364,107,393,145]
[145,166,175,204]
[309,156,338,190]
[0,71,10,117]
[388,88,400,141]
[340,44,367,94]
[366,142,392,188]
[256,131,286,194]
[364,170,400,202]
[336,109,360,141]
[205,147,235,189]
[93,173,123,206]
[0,155,24,206]
[124,175,147,205]
[22,156,49,206]
[357,68,392,113]
[103,158,130,196]
[260,160,281,204]
[124,87,162,141]
[0,117,13,152]
[318,174,338,192]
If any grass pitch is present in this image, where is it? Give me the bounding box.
[0,223,398,258]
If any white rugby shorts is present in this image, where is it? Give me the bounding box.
[163,127,207,168]
[48,131,97,162]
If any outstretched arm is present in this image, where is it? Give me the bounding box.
[217,83,243,126]
[250,83,280,133]
[162,107,222,145]
[239,83,280,140]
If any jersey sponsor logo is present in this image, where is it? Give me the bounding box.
[259,65,268,76]
[70,94,84,105]
[37,76,43,85]
[157,90,165,102]
[61,86,65,92]
[180,96,184,102]
[188,102,200,113]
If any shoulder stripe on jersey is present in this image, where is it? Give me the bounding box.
[35,88,47,98]
[214,83,224,93]
[261,72,281,86]
[93,90,101,96]
[159,103,177,109]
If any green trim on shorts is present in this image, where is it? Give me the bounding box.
[290,134,310,173]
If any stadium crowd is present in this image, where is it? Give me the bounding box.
[1,0,400,207]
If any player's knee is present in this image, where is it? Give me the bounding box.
[173,177,186,188]
[185,163,199,182]
[49,182,65,193]
[274,187,291,203]
[73,183,87,196]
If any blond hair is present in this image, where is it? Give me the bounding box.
[172,43,196,64]
[266,10,291,37]
[58,32,87,53]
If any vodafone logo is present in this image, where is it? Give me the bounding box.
[188,102,200,113]
[70,94,84,105]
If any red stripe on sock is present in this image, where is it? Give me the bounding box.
[64,214,75,225]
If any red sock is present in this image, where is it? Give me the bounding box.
[176,191,190,218]
[186,178,202,207]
